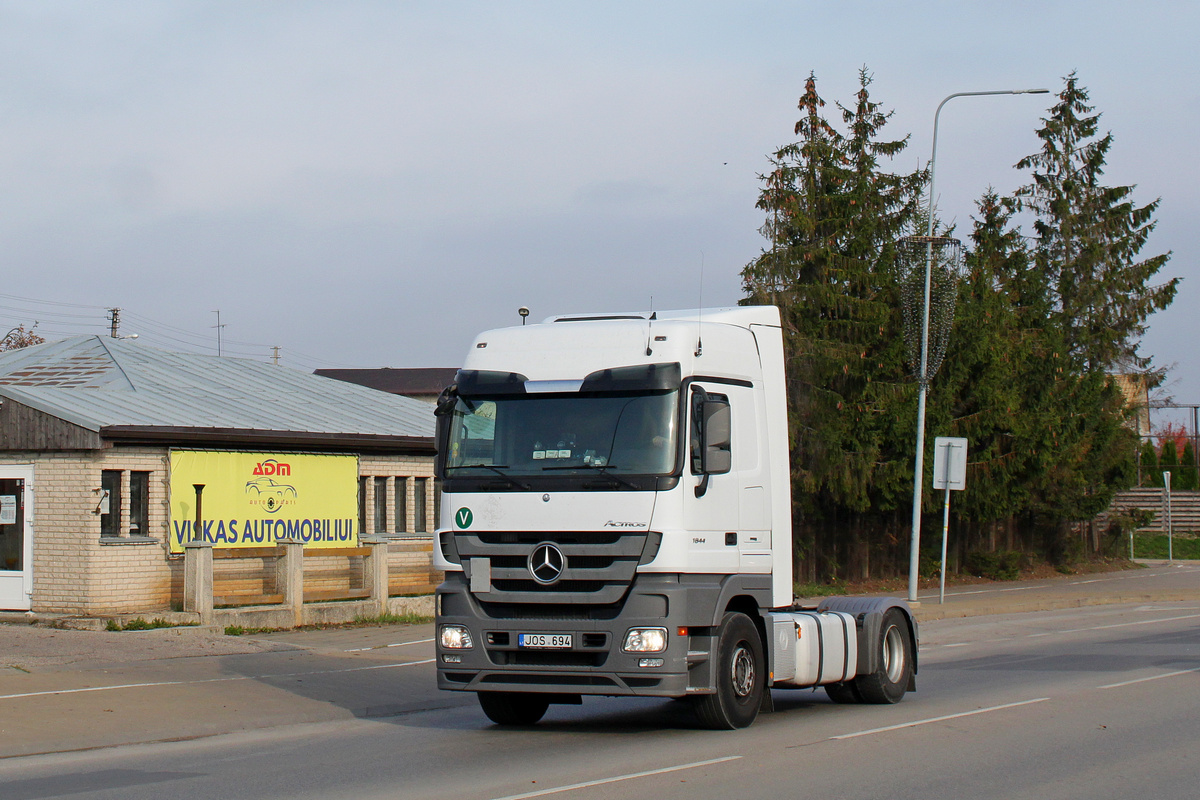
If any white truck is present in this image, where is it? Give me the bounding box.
[433,305,916,729]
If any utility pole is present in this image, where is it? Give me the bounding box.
[108,308,121,338]
[271,346,281,365]
[212,310,226,357]
[905,87,1048,605]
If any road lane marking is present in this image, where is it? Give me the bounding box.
[487,756,743,800]
[1099,668,1200,689]
[1058,612,1200,635]
[831,698,1049,740]
[344,638,434,652]
[0,658,436,701]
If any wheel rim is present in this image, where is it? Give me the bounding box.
[731,643,755,697]
[882,624,905,683]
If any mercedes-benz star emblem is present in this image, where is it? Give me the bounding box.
[528,543,566,585]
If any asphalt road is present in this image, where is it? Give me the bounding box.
[1,566,1198,799]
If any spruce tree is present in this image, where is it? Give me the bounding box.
[932,192,1032,539]
[1159,437,1179,489]
[742,69,924,579]
[1014,73,1178,373]
[1179,440,1197,491]
[1140,439,1160,487]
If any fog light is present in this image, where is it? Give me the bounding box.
[622,627,667,653]
[440,624,474,649]
[442,654,462,664]
[638,658,664,668]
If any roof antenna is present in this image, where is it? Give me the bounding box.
[695,253,704,357]
[645,296,655,356]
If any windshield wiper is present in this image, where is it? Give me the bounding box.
[446,463,530,490]
[542,462,641,491]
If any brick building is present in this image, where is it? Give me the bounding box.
[0,335,439,615]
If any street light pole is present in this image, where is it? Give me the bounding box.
[907,88,1049,604]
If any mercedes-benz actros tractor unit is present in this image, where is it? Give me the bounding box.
[433,305,916,729]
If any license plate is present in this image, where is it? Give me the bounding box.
[518,633,572,649]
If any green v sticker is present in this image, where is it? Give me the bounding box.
[455,507,473,529]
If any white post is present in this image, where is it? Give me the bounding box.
[939,439,953,604]
[1163,471,1173,561]
[932,436,968,604]
[940,484,951,604]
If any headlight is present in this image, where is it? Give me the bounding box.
[622,627,667,653]
[440,624,474,650]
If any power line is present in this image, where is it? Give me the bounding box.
[0,292,373,370]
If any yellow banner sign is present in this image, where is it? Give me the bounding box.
[169,450,359,554]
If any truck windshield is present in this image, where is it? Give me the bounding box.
[444,390,679,477]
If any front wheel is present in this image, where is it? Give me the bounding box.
[477,692,550,726]
[692,612,764,729]
[854,609,913,704]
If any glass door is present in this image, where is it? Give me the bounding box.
[0,466,33,610]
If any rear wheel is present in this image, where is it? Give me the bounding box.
[477,691,550,725]
[854,609,913,704]
[692,612,764,729]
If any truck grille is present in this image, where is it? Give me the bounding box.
[456,529,650,605]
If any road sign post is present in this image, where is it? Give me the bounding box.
[933,437,968,603]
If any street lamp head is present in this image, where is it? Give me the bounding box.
[1014,88,1051,94]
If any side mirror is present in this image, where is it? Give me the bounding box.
[433,384,457,478]
[434,383,458,417]
[700,401,732,475]
[692,391,731,497]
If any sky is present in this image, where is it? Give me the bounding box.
[0,2,1196,419]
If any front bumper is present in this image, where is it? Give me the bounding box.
[435,572,715,698]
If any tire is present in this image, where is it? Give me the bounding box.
[853,609,913,704]
[824,681,862,704]
[477,692,550,726]
[692,612,765,730]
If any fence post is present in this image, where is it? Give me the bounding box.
[276,538,305,627]
[183,540,214,626]
[361,536,391,617]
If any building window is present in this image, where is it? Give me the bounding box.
[374,476,388,534]
[100,470,122,538]
[414,478,428,533]
[129,471,150,537]
[358,476,369,537]
[395,477,409,533]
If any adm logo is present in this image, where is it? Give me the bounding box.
[246,459,296,514]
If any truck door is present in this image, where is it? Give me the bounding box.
[682,384,740,573]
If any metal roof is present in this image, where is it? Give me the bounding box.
[314,367,459,396]
[0,336,434,439]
